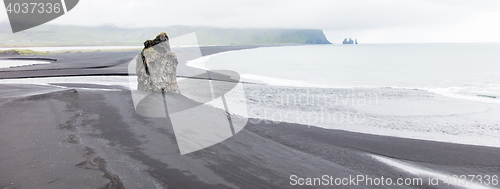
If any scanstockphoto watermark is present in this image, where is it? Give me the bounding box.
[249,108,367,126]
[290,175,424,186]
[248,89,379,108]
[247,89,379,126]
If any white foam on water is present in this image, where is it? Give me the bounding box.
[0,60,51,68]
[240,74,332,88]
[372,155,495,189]
[239,73,499,107]
[0,46,143,51]
[426,86,500,105]
[241,74,500,107]
[239,73,500,105]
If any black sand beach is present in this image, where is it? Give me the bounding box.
[1,46,500,188]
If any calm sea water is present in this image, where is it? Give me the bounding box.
[203,43,500,103]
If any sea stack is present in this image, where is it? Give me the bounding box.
[342,38,358,44]
[136,32,179,93]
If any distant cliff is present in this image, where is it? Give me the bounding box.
[0,24,331,47]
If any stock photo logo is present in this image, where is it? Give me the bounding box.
[128,33,249,155]
[3,0,79,33]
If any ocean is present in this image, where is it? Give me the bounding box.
[195,43,500,104]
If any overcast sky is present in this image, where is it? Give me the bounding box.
[1,0,500,43]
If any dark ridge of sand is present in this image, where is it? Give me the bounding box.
[0,45,266,80]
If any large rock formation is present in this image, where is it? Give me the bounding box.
[136,32,179,93]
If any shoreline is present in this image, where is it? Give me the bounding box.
[1,44,500,188]
[2,74,500,149]
[1,44,500,149]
